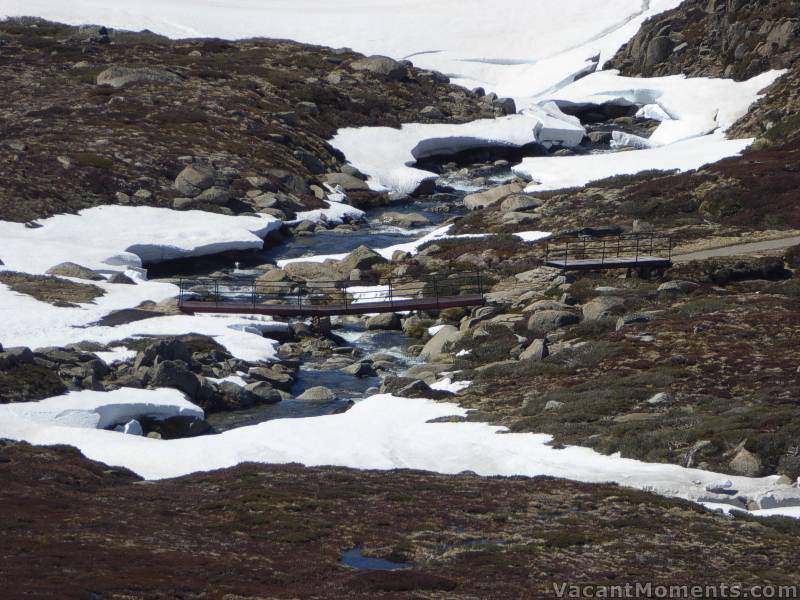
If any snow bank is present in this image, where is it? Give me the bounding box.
[548,69,784,146]
[5,0,683,101]
[1,388,203,431]
[2,391,798,516]
[94,347,138,365]
[291,199,365,225]
[0,205,281,274]
[514,134,753,192]
[514,231,552,243]
[0,288,281,361]
[331,109,585,196]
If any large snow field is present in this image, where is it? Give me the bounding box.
[2,387,799,518]
[0,205,287,358]
[3,0,683,100]
[331,69,782,197]
[514,134,753,191]
[331,107,585,196]
[546,69,785,146]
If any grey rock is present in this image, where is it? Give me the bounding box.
[133,339,191,370]
[341,361,376,378]
[527,310,580,333]
[96,66,183,88]
[149,360,201,398]
[730,447,762,477]
[379,211,431,228]
[582,296,626,321]
[323,172,370,191]
[420,105,444,119]
[544,400,564,411]
[249,366,294,391]
[587,131,613,145]
[107,272,135,284]
[194,186,230,205]
[493,97,517,115]
[339,245,388,273]
[646,392,673,405]
[174,164,215,197]
[244,381,282,404]
[296,101,319,116]
[350,55,407,80]
[658,280,700,295]
[499,194,542,212]
[297,386,337,401]
[293,150,325,174]
[46,262,104,281]
[283,261,340,283]
[0,346,34,369]
[419,325,463,361]
[464,182,525,210]
[616,312,655,331]
[519,339,548,361]
[365,313,402,331]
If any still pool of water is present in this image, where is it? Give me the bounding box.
[340,547,412,571]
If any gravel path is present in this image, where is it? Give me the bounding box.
[673,235,800,262]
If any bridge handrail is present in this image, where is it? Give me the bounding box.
[177,270,485,311]
[544,233,672,268]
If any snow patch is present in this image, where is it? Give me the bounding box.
[0,205,281,275]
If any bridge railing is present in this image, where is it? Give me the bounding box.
[177,270,485,311]
[544,233,672,268]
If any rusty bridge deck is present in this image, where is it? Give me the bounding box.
[177,272,486,317]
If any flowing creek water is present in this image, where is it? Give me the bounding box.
[189,165,496,432]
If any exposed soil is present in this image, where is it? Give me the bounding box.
[2,441,800,600]
[0,18,486,223]
[0,271,105,305]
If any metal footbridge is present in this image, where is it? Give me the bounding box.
[177,271,486,317]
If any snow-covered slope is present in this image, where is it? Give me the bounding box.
[2,0,682,100]
[2,387,799,518]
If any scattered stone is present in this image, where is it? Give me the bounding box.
[365,313,401,331]
[244,382,282,404]
[45,262,104,281]
[464,182,525,210]
[341,361,376,378]
[323,172,370,191]
[107,272,135,284]
[174,164,216,197]
[349,55,407,80]
[646,392,673,405]
[96,66,183,88]
[297,386,337,401]
[149,360,200,398]
[658,280,700,295]
[499,195,542,212]
[527,310,580,333]
[616,313,655,331]
[519,339,548,361]
[379,212,431,228]
[730,446,762,477]
[582,296,626,321]
[339,245,388,273]
[419,325,463,361]
[194,186,230,205]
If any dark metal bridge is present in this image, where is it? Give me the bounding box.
[544,233,673,272]
[177,271,486,317]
